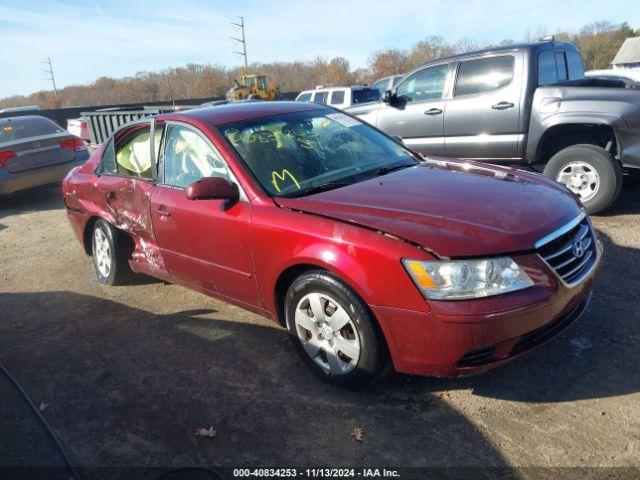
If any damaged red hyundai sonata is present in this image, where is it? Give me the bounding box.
[63,102,602,387]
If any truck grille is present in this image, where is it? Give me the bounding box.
[537,216,597,285]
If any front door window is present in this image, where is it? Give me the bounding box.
[163,125,231,188]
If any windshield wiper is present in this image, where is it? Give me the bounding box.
[376,161,416,176]
[284,180,352,198]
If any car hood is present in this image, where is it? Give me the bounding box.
[274,158,582,258]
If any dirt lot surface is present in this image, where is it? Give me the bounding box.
[1,183,639,479]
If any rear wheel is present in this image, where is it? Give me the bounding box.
[285,270,387,388]
[543,144,622,214]
[92,219,133,285]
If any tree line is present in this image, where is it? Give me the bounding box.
[1,21,637,110]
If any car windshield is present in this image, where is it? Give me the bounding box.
[219,109,418,197]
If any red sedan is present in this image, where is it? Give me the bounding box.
[63,102,601,387]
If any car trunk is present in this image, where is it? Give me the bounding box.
[2,133,76,173]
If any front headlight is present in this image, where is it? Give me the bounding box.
[402,257,534,300]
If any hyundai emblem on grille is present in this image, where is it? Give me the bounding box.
[572,239,585,258]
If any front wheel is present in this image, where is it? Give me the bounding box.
[285,270,388,388]
[543,144,622,214]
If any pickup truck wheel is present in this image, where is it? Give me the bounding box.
[543,144,622,214]
[92,219,133,286]
[284,270,388,388]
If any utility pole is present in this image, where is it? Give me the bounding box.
[231,16,248,69]
[41,57,58,97]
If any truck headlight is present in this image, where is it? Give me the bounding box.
[402,257,534,300]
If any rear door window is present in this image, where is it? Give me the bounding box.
[555,52,568,81]
[0,117,64,143]
[454,55,514,96]
[538,50,557,85]
[330,90,345,105]
[313,91,329,104]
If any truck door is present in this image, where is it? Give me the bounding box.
[375,63,451,156]
[444,53,523,160]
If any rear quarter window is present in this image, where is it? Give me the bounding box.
[566,51,584,79]
[100,139,117,173]
[0,117,64,143]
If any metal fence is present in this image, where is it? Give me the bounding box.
[83,107,168,145]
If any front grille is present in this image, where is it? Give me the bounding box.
[456,345,496,368]
[537,216,598,285]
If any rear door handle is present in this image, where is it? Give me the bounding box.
[154,206,171,217]
[492,101,515,110]
[424,108,443,115]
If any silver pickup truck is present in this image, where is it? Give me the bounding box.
[347,40,640,213]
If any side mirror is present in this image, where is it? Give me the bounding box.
[382,89,395,104]
[186,176,239,203]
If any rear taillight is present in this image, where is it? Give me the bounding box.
[60,137,87,152]
[0,150,16,168]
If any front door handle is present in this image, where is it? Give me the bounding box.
[424,108,443,115]
[106,191,115,201]
[492,101,515,110]
[154,206,171,217]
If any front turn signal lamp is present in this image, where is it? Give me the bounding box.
[402,257,534,300]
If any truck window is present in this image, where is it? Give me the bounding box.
[330,90,345,105]
[555,52,568,81]
[454,55,514,96]
[538,50,557,85]
[396,64,448,102]
[566,51,585,79]
[297,92,312,102]
[313,91,329,104]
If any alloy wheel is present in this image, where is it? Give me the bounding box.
[93,227,111,278]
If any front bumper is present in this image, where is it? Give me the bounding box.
[371,243,602,377]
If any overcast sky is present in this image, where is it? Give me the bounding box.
[1,0,639,98]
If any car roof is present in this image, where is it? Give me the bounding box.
[162,101,328,126]
[419,40,578,67]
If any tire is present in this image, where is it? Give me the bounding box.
[543,144,622,215]
[284,270,388,388]
[91,219,133,286]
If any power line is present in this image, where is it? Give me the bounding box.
[41,57,58,97]
[230,16,248,68]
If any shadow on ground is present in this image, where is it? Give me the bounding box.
[0,184,63,232]
[0,291,512,476]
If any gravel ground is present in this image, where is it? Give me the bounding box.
[0,182,639,479]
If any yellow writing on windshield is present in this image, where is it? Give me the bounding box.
[272,169,300,192]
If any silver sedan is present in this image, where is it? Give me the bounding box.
[0,115,90,195]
